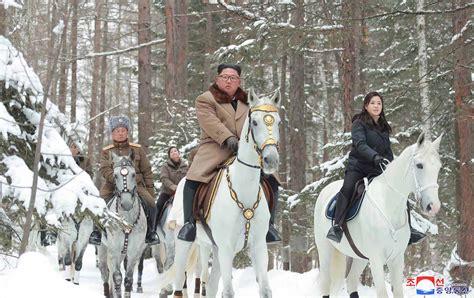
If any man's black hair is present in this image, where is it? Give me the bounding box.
[217,64,241,76]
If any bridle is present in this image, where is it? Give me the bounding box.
[113,159,138,203]
[238,104,279,169]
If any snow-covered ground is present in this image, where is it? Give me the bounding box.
[1,245,471,297]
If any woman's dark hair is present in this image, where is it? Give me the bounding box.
[357,91,392,133]
[167,146,178,158]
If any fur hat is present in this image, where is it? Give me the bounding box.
[109,116,130,132]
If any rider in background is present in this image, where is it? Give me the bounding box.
[156,146,188,220]
[326,91,425,245]
[89,115,160,245]
[177,63,281,243]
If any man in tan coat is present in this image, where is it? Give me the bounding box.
[89,116,160,245]
[178,64,281,243]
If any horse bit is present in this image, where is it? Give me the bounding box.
[227,104,279,248]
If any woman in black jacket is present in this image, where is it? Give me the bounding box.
[326,91,425,244]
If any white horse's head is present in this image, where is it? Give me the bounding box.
[112,153,138,211]
[247,88,281,174]
[410,132,442,217]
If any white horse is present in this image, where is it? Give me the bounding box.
[314,132,442,297]
[173,89,281,298]
[98,153,147,298]
[57,214,93,284]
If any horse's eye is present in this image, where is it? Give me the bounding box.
[252,120,258,126]
[416,163,423,169]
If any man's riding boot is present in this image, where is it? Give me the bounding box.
[266,175,281,243]
[89,226,102,245]
[146,206,160,245]
[178,180,199,242]
[326,192,349,243]
[407,202,426,245]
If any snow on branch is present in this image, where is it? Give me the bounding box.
[0,0,22,9]
[77,38,166,61]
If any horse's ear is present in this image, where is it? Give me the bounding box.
[249,88,258,106]
[111,151,119,162]
[432,133,443,151]
[271,88,281,107]
[417,132,426,147]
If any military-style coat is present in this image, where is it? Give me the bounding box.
[159,158,188,195]
[187,84,248,183]
[99,141,156,207]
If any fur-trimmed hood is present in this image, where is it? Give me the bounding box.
[209,84,248,104]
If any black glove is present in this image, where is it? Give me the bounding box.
[373,154,389,169]
[223,136,239,154]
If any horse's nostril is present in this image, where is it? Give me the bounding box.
[263,157,268,163]
[427,203,432,212]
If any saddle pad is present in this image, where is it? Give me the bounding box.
[325,176,375,222]
[193,156,273,223]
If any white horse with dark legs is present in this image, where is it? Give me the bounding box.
[314,132,442,297]
[98,153,147,298]
[57,215,93,284]
[173,89,281,298]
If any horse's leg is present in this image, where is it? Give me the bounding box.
[387,254,404,298]
[63,250,73,281]
[249,241,271,298]
[369,258,389,298]
[164,227,175,270]
[217,246,234,298]
[207,245,220,298]
[194,252,202,297]
[124,254,140,298]
[316,239,334,297]
[110,254,123,298]
[346,258,368,297]
[136,252,145,293]
[173,240,193,297]
[155,243,165,274]
[72,223,91,286]
[199,244,212,298]
[98,244,110,297]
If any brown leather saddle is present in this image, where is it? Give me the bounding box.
[192,157,274,223]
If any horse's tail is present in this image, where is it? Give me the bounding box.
[329,249,346,295]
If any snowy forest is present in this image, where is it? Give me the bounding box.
[0,0,472,296]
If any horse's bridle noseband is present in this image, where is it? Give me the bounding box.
[241,104,280,168]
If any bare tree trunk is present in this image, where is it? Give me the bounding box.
[98,6,108,152]
[70,0,78,122]
[204,4,214,87]
[288,0,310,273]
[46,0,58,103]
[341,0,357,132]
[417,0,431,138]
[138,0,153,150]
[450,0,473,282]
[165,0,188,103]
[318,54,330,162]
[57,1,70,114]
[87,0,102,171]
[0,7,7,36]
[114,0,123,116]
[358,0,368,95]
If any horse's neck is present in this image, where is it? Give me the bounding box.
[369,145,415,220]
[229,120,261,196]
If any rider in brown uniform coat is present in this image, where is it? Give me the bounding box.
[89,116,160,245]
[178,64,281,243]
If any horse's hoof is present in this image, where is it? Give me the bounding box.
[65,278,71,282]
[124,292,131,298]
[73,282,79,285]
[136,286,143,293]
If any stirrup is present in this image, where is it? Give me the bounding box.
[326,225,343,243]
[177,222,196,242]
[266,224,282,243]
[146,232,160,245]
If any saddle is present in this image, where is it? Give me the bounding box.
[192,157,274,223]
[325,175,376,222]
